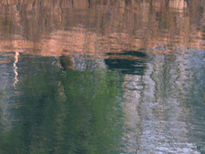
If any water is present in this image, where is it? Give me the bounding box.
[0,0,205,153]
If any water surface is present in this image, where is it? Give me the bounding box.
[0,0,205,153]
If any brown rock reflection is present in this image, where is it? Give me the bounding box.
[0,0,205,62]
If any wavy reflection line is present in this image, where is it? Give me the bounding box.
[13,52,19,87]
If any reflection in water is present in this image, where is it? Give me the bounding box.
[13,52,19,87]
[0,55,124,153]
[0,0,205,153]
[105,51,147,75]
[136,53,200,153]
[0,0,204,56]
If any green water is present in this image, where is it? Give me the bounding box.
[0,56,125,154]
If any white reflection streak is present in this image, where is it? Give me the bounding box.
[13,52,19,87]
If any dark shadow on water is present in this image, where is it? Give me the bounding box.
[105,51,147,75]
[106,50,147,58]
